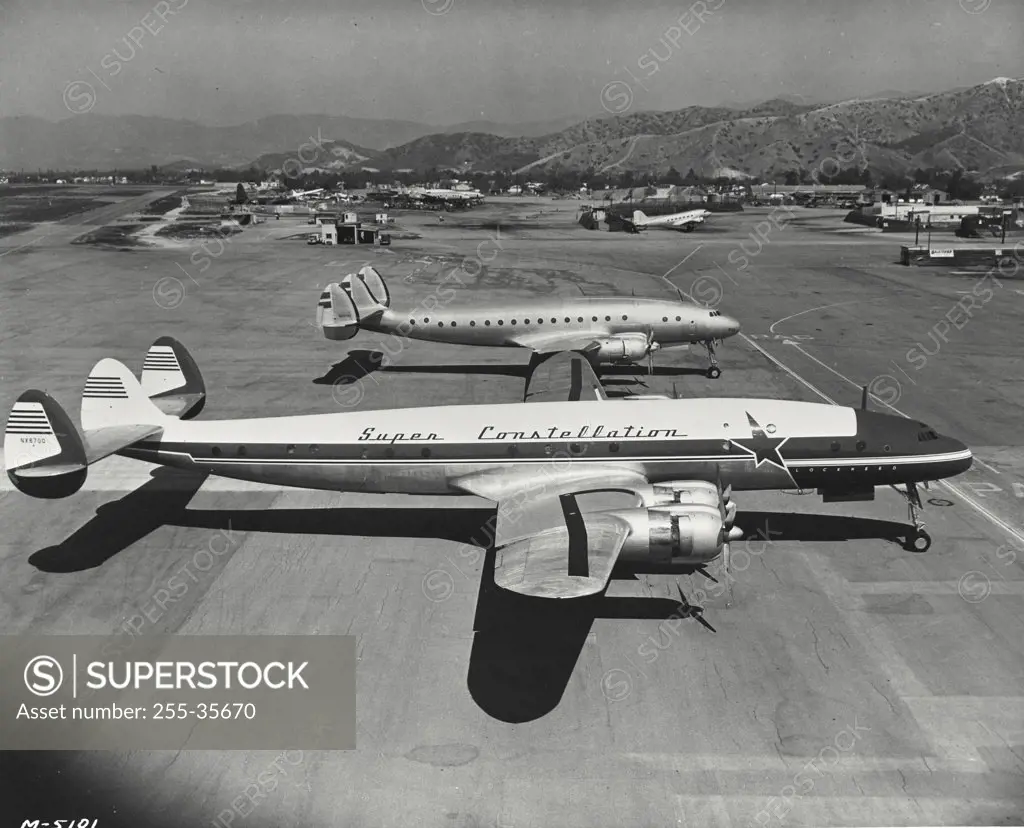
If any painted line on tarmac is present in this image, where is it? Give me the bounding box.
[769,300,867,334]
[971,456,1003,476]
[0,235,49,257]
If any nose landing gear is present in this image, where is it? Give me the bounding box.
[705,340,722,379]
[894,481,932,552]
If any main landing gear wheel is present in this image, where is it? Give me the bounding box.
[706,366,722,379]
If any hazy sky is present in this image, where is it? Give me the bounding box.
[0,0,1020,125]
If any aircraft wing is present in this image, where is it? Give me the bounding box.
[508,330,609,355]
[452,466,647,598]
[523,352,607,402]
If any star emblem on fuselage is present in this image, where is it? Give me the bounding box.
[730,413,790,471]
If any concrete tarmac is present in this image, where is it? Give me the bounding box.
[1,196,1022,827]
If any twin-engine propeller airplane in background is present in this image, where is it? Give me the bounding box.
[6,340,972,600]
[627,208,713,233]
[317,266,741,378]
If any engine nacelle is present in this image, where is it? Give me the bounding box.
[593,333,651,363]
[637,480,721,509]
[615,505,725,565]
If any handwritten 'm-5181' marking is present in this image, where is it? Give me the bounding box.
[22,820,98,828]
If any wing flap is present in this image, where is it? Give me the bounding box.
[454,466,646,599]
[452,465,648,543]
[494,513,631,598]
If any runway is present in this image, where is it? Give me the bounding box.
[1,196,1022,827]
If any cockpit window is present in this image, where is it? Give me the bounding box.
[917,429,939,442]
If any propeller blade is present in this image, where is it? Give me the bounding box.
[695,565,719,584]
[695,613,717,633]
[722,542,731,575]
[676,582,717,632]
[724,502,738,527]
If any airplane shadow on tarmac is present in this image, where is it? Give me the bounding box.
[28,468,212,573]
[28,469,912,722]
[314,349,711,388]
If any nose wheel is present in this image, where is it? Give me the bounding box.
[909,529,932,553]
[705,340,721,379]
[894,481,932,553]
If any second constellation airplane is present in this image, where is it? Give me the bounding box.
[317,266,741,378]
[6,339,971,600]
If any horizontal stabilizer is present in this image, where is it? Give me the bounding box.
[82,424,163,465]
[141,336,206,419]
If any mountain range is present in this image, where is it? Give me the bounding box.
[1,78,1021,180]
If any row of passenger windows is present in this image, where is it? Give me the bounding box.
[207,441,895,460]
[411,315,687,327]
[207,443,625,458]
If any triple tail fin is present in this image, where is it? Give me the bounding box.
[5,339,207,499]
[5,359,166,499]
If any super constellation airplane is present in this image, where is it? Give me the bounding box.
[627,208,713,233]
[6,340,971,599]
[317,266,741,378]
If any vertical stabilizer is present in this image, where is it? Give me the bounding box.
[141,337,207,419]
[5,391,88,498]
[81,358,168,432]
[341,271,387,321]
[317,283,360,341]
[357,265,391,307]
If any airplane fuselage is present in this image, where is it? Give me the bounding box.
[123,398,972,498]
[358,297,736,349]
